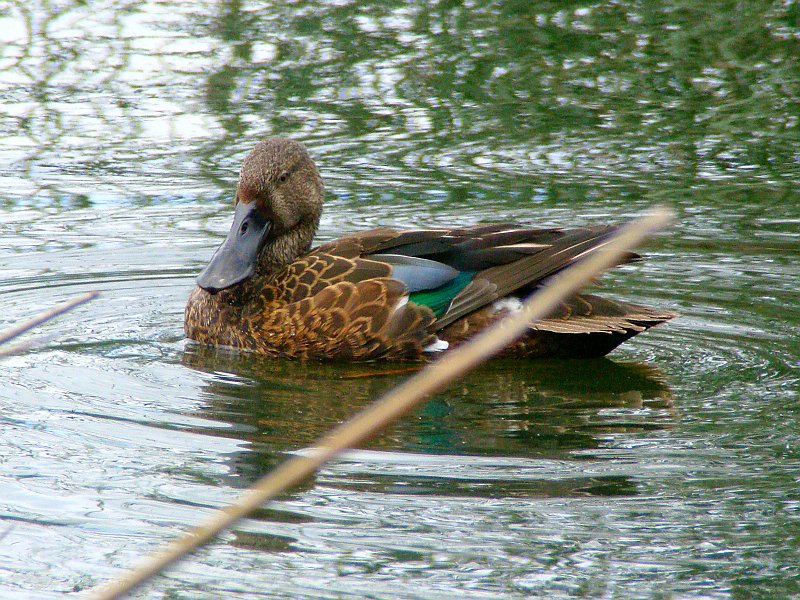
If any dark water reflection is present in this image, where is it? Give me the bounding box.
[184,345,674,460]
[0,0,798,598]
[180,348,677,508]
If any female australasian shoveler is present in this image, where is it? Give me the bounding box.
[185,138,674,360]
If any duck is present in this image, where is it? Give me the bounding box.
[185,137,674,361]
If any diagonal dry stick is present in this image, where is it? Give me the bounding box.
[0,291,99,348]
[86,207,673,600]
[0,336,59,359]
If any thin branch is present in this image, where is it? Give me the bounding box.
[0,334,58,359]
[86,207,673,600]
[0,291,99,347]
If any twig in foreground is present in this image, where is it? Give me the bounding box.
[86,207,673,600]
[0,291,99,348]
[0,335,59,359]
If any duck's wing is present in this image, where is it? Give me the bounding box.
[321,224,641,330]
[533,294,675,335]
[438,292,675,358]
[432,224,636,329]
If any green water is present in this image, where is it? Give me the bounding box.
[0,1,798,598]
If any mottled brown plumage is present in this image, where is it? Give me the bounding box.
[185,138,674,361]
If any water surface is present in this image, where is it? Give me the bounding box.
[0,1,798,598]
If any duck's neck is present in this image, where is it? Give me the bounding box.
[256,217,318,274]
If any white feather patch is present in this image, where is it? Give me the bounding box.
[423,338,449,353]
[491,296,523,314]
[392,295,409,315]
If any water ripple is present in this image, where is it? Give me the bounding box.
[0,1,798,598]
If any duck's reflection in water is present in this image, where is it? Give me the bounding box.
[182,345,674,502]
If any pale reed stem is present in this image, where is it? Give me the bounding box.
[0,291,99,346]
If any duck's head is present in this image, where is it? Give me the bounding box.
[197,137,324,294]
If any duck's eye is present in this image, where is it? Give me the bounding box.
[278,172,289,183]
